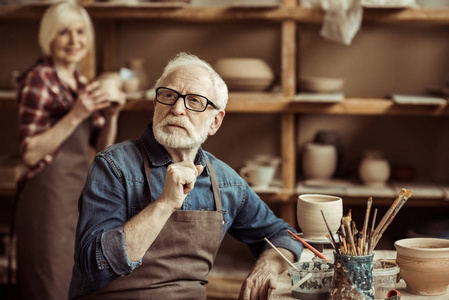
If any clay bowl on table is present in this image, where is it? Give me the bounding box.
[394,238,449,296]
[297,194,343,240]
[299,76,344,93]
[213,58,274,92]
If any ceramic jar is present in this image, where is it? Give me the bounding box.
[126,58,148,91]
[358,150,390,187]
[302,143,337,180]
[297,194,343,240]
[395,238,449,296]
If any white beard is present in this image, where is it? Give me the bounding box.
[153,114,212,150]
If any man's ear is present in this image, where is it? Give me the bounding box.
[208,110,226,136]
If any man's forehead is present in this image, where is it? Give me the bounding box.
[164,66,213,94]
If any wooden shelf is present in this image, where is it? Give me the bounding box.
[4,93,449,116]
[1,4,449,24]
[126,96,449,116]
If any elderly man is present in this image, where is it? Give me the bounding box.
[69,53,302,300]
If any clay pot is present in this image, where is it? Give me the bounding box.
[297,194,343,240]
[359,150,390,187]
[395,238,449,296]
[97,72,122,102]
[302,143,337,180]
[212,57,274,92]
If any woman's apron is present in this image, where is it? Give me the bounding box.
[84,140,223,300]
[15,119,92,300]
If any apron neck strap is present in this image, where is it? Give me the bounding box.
[138,139,152,208]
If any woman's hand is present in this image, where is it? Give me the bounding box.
[72,81,110,122]
[103,90,127,118]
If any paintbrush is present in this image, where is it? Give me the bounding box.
[264,237,299,271]
[343,216,357,256]
[320,210,340,254]
[372,189,412,249]
[373,189,412,249]
[287,230,329,260]
[361,197,372,255]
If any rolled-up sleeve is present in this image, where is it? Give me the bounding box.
[101,227,142,274]
[228,183,303,262]
[74,155,141,288]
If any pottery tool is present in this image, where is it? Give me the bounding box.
[361,197,372,255]
[290,272,313,291]
[287,230,329,260]
[264,237,299,271]
[320,210,340,254]
[372,189,412,249]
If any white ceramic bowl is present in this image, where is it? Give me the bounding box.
[297,194,343,240]
[395,238,449,296]
[299,76,344,93]
[213,58,274,92]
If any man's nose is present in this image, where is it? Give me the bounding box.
[171,96,187,115]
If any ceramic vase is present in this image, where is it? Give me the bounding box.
[359,150,390,187]
[127,58,148,91]
[297,194,343,240]
[302,143,337,180]
[395,238,449,296]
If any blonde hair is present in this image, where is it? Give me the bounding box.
[155,53,229,110]
[38,1,94,56]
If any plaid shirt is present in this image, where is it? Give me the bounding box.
[17,58,104,179]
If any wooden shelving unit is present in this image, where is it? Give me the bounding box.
[1,2,449,226]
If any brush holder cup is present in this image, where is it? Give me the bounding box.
[297,194,343,240]
[331,252,375,300]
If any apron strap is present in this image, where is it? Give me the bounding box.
[138,139,152,208]
[206,159,222,213]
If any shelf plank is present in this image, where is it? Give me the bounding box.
[1,5,449,24]
[3,92,449,116]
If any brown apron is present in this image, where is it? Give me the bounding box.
[15,119,92,300]
[83,141,223,300]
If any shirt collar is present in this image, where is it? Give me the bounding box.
[140,123,209,175]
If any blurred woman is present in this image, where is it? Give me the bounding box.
[15,2,125,299]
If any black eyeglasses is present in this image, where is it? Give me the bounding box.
[155,87,218,112]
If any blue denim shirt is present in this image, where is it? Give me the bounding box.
[68,123,303,299]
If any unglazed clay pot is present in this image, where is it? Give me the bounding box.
[212,57,274,92]
[395,238,449,296]
[302,143,337,180]
[359,150,390,187]
[297,194,343,240]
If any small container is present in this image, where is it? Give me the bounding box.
[372,260,400,299]
[288,260,334,300]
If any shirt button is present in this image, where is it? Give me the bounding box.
[101,260,107,266]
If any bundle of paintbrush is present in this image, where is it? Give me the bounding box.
[320,188,412,256]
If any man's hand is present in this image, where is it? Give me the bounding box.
[238,260,278,300]
[159,161,204,212]
[238,247,294,300]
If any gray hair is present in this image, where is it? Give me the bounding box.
[38,1,94,56]
[155,53,229,110]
